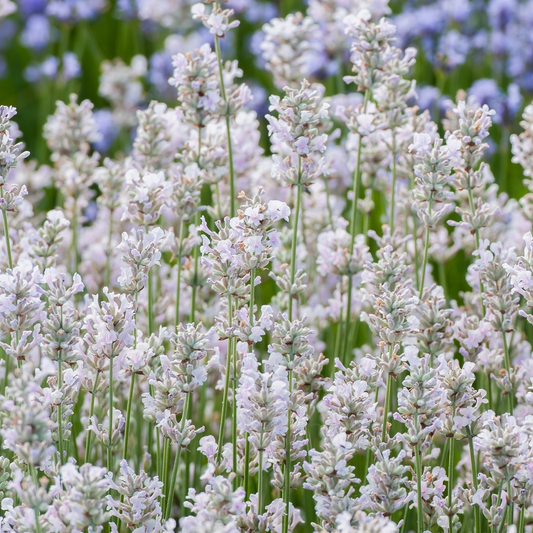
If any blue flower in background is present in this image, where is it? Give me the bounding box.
[21,14,51,50]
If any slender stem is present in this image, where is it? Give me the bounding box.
[413,217,420,289]
[440,437,450,468]
[175,220,184,328]
[389,135,397,232]
[190,212,200,324]
[107,352,114,473]
[419,187,434,298]
[243,437,250,495]
[30,465,42,533]
[487,370,493,411]
[289,181,302,321]
[282,370,293,533]
[232,333,237,487]
[164,393,190,520]
[104,209,114,288]
[243,267,256,493]
[507,475,514,533]
[341,91,370,362]
[381,370,392,442]
[419,226,430,299]
[57,355,65,466]
[448,434,455,533]
[122,373,136,461]
[216,295,233,464]
[123,292,138,462]
[501,329,513,415]
[466,426,481,533]
[161,438,171,508]
[214,30,236,218]
[496,506,508,533]
[85,371,100,463]
[147,269,154,335]
[1,187,13,269]
[415,440,424,533]
[466,185,486,317]
[258,448,264,515]
[2,348,9,396]
[518,505,525,533]
[71,196,78,275]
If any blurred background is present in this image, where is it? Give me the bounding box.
[1,0,531,199]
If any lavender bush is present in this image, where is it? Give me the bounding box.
[0,1,533,532]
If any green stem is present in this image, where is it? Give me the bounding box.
[147,269,154,335]
[518,505,525,533]
[122,373,136,461]
[389,136,397,232]
[214,32,236,218]
[84,371,100,463]
[71,196,78,275]
[164,393,190,519]
[496,506,508,533]
[258,448,264,515]
[289,180,302,321]
[107,352,114,473]
[30,465,42,533]
[243,267,256,493]
[1,187,13,269]
[57,355,65,466]
[161,438,171,508]
[104,209,114,288]
[123,291,138,462]
[175,221,185,328]
[466,185,486,317]
[415,440,424,533]
[243,437,250,496]
[282,369,293,533]
[381,371,392,442]
[232,333,237,487]
[448,434,455,533]
[501,329,513,415]
[413,217,420,290]
[190,212,200,324]
[216,295,233,464]
[418,188,434,298]
[342,90,369,361]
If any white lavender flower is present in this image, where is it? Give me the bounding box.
[106,459,166,532]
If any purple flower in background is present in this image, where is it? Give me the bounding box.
[18,0,47,17]
[24,53,81,83]
[46,0,107,22]
[21,14,51,50]
[115,0,138,20]
[63,52,81,80]
[229,0,277,23]
[468,78,522,124]
[93,109,119,152]
[415,85,441,114]
[488,0,517,30]
[40,56,59,78]
[149,50,174,100]
[469,78,501,106]
[442,0,472,22]
[437,30,471,69]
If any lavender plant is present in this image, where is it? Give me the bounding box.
[0,2,533,533]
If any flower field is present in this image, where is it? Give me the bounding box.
[0,1,532,532]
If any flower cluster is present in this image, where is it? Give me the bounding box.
[0,3,532,533]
